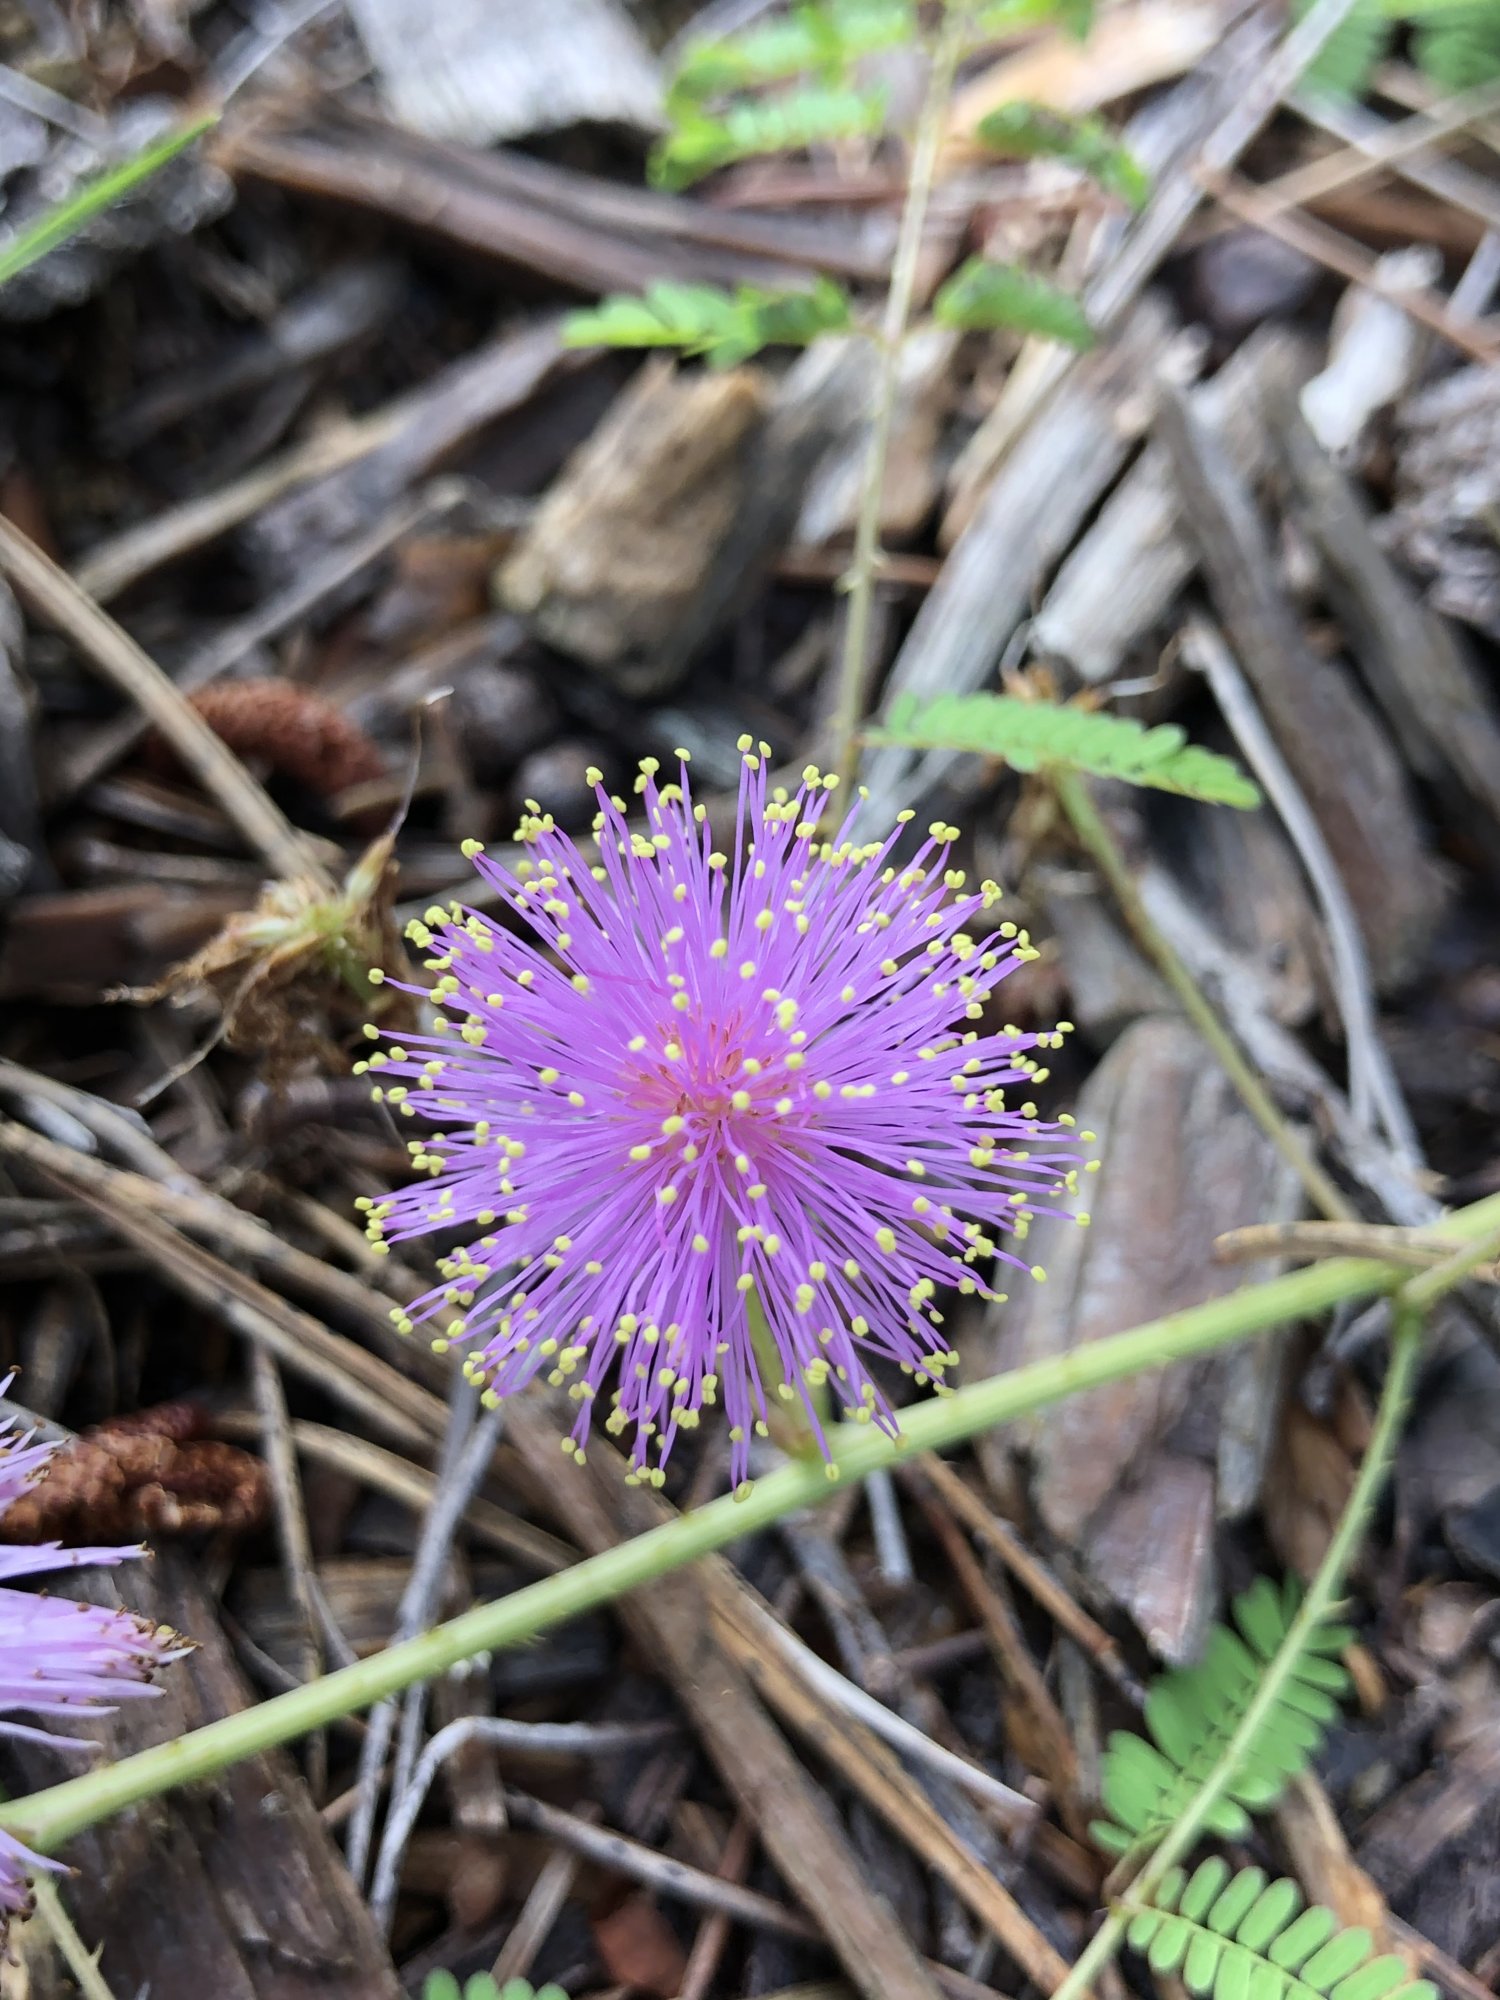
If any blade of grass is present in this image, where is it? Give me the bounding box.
[0,112,218,289]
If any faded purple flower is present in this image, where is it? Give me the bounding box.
[362,744,1091,1490]
[0,1399,182,1922]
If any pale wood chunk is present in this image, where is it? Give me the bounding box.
[499,360,770,694]
[347,0,662,145]
[1157,381,1448,992]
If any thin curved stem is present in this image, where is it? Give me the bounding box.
[1048,1220,1500,2000]
[830,1,967,790]
[6,1199,1500,1859]
[1053,768,1354,1225]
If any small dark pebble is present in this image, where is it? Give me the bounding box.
[450,659,560,782]
[512,740,612,829]
[1188,228,1322,340]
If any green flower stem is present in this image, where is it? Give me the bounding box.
[7,1193,1500,1858]
[1052,768,1355,1226]
[1051,1301,1423,2000]
[830,0,968,791]
[1049,1213,1500,2000]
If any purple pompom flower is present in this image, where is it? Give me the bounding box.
[362,743,1091,1490]
[0,1399,183,1923]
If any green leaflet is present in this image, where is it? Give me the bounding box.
[669,0,915,97]
[0,111,218,290]
[977,0,1097,36]
[932,256,1095,345]
[422,1977,569,2000]
[1294,0,1393,97]
[1124,1861,1436,2000]
[1409,0,1500,88]
[651,84,888,189]
[975,102,1149,208]
[1093,1577,1351,1855]
[867,692,1262,809]
[1294,0,1500,99]
[561,276,852,369]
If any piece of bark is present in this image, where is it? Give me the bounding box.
[347,0,662,145]
[240,321,570,593]
[860,296,1173,827]
[672,338,876,685]
[499,359,770,692]
[1278,401,1500,837]
[1083,1455,1218,1665]
[1156,381,1446,992]
[503,1419,946,2000]
[1159,796,1323,1030]
[1033,860,1173,1044]
[1357,1708,1500,1963]
[1385,360,1500,642]
[0,883,250,1001]
[2,1552,399,2000]
[1033,325,1313,685]
[977,1015,1300,1660]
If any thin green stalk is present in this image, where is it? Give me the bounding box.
[830,1,967,791]
[1400,1214,1500,1313]
[7,1197,1500,1858]
[1050,1211,1500,2000]
[1053,767,1354,1225]
[0,114,217,289]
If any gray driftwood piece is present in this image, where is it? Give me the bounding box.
[1033,326,1313,684]
[4,1553,400,2000]
[1386,360,1500,642]
[1278,402,1500,834]
[858,297,1173,826]
[348,0,662,144]
[1156,382,1447,992]
[977,1016,1300,1662]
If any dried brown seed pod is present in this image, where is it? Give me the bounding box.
[151,677,386,800]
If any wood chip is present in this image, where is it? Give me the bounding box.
[1156,380,1448,991]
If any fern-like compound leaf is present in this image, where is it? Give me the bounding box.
[651,84,888,189]
[933,257,1095,346]
[1409,0,1500,89]
[422,1975,569,2000]
[867,692,1262,809]
[975,102,1148,208]
[1294,0,1392,98]
[562,276,852,369]
[1124,1862,1437,2000]
[669,0,915,98]
[1292,0,1500,100]
[976,0,1096,36]
[1093,1576,1352,1854]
